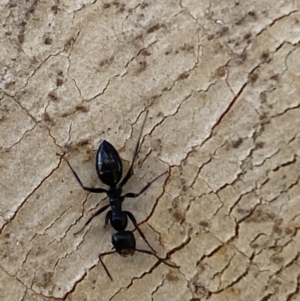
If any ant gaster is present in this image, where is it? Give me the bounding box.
[62,111,178,280]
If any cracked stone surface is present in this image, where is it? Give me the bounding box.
[1,1,300,300]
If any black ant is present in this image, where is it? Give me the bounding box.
[61,111,178,280]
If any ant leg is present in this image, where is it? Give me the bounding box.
[125,211,179,269]
[118,111,148,188]
[74,204,110,235]
[104,210,112,228]
[63,157,108,194]
[123,171,167,199]
[99,250,116,281]
[124,211,156,254]
[135,248,179,269]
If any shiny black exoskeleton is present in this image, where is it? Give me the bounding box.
[62,111,178,280]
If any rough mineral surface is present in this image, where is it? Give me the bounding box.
[1,1,300,301]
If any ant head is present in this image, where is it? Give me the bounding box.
[112,231,136,257]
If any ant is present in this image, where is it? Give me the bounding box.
[61,111,178,280]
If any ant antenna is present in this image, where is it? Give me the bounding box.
[118,110,149,188]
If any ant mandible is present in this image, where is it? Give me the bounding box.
[62,111,178,280]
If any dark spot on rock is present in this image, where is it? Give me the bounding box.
[4,81,16,89]
[218,26,229,37]
[237,208,248,214]
[43,112,52,122]
[134,33,143,40]
[259,113,269,123]
[235,18,244,26]
[65,37,76,51]
[141,3,149,9]
[44,37,52,45]
[136,61,147,73]
[261,51,270,61]
[166,272,179,282]
[244,32,252,40]
[216,66,226,77]
[248,11,257,18]
[207,34,214,40]
[180,44,194,52]
[251,210,276,222]
[103,3,111,9]
[51,5,59,14]
[48,91,58,101]
[260,93,267,103]
[43,112,55,126]
[249,72,258,83]
[141,49,151,56]
[138,13,145,21]
[147,24,160,34]
[98,57,114,68]
[270,74,279,81]
[285,227,294,235]
[56,78,63,86]
[271,256,283,264]
[199,221,209,227]
[273,225,282,235]
[40,272,53,288]
[118,4,126,13]
[18,33,25,44]
[240,51,247,62]
[232,137,243,148]
[256,141,264,148]
[177,72,189,80]
[173,211,184,221]
[28,4,36,14]
[76,104,89,113]
[76,139,90,147]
